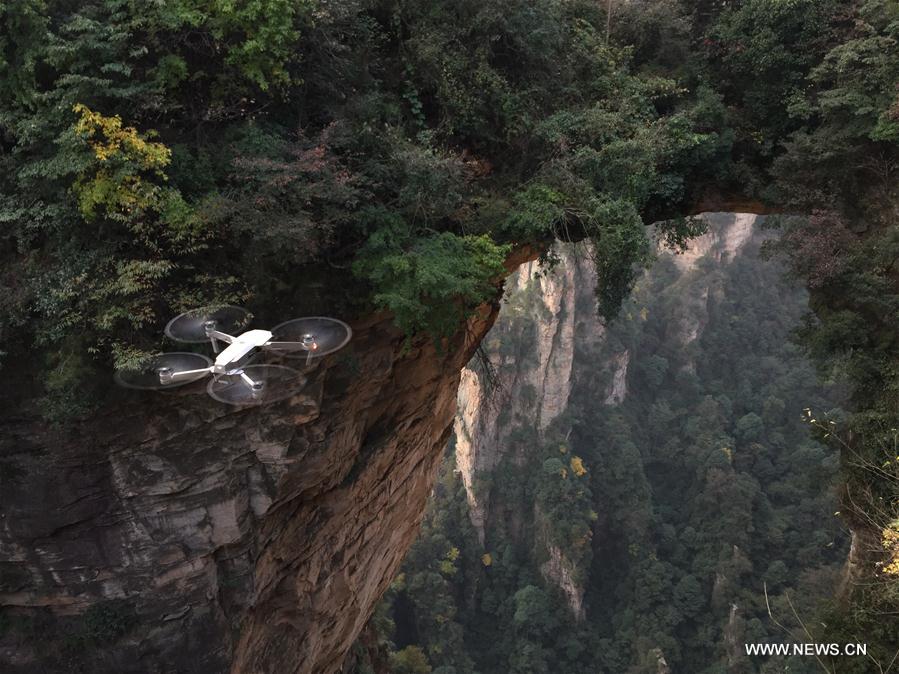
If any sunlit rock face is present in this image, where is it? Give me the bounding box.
[453,213,765,617]
[452,244,605,615]
[0,304,501,674]
[514,254,582,431]
[663,213,767,370]
[541,544,586,621]
[668,212,757,272]
[454,368,490,545]
[604,350,630,405]
[453,244,604,546]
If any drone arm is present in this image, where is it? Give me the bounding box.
[207,330,234,343]
[205,329,235,354]
[166,367,213,383]
[263,341,311,352]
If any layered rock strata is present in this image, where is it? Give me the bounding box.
[0,304,501,674]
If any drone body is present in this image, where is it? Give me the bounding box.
[115,306,352,406]
[211,329,273,372]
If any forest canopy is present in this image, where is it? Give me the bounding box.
[1,0,728,420]
[4,0,896,420]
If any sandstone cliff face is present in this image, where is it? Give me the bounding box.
[660,212,761,370]
[0,215,768,671]
[453,368,490,544]
[453,245,604,545]
[604,350,630,405]
[452,213,765,618]
[668,212,757,272]
[540,544,586,622]
[0,303,501,674]
[515,254,583,431]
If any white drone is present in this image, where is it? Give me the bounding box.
[114,306,352,406]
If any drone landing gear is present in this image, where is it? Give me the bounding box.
[207,365,305,406]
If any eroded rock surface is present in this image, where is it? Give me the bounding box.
[0,304,500,674]
[541,544,586,622]
[453,244,604,545]
[0,216,767,671]
[668,212,757,272]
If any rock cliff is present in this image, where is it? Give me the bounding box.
[451,213,766,617]
[0,301,503,673]
[453,245,604,547]
[540,544,586,622]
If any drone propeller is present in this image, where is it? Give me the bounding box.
[165,305,252,345]
[114,352,213,390]
[266,317,352,364]
[206,364,306,406]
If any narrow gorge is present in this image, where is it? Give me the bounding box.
[359,213,849,674]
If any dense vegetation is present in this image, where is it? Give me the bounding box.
[0,0,717,419]
[352,226,849,674]
[701,0,899,664]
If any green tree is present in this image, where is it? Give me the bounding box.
[390,646,432,674]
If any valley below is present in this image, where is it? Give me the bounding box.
[347,213,849,674]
